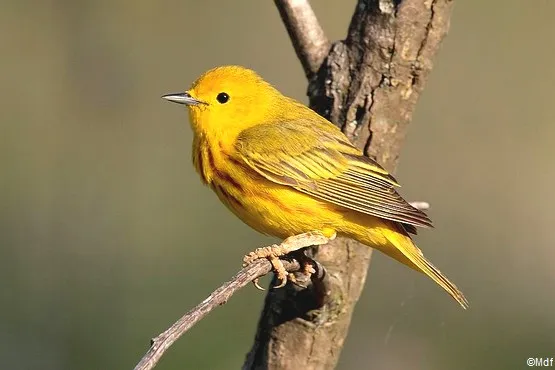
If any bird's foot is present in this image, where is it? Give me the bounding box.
[286,251,317,288]
[242,231,332,290]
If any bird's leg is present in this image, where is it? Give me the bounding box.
[242,231,333,290]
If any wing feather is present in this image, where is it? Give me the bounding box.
[236,120,432,229]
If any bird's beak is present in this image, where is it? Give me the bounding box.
[161,92,205,106]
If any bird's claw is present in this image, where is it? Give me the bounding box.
[247,260,288,290]
[252,278,266,291]
[243,244,290,289]
[244,252,316,290]
[242,231,330,290]
[273,276,288,289]
[269,255,289,289]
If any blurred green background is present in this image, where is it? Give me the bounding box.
[1,1,554,369]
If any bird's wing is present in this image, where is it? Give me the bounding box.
[235,119,432,229]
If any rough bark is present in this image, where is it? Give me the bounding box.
[243,1,454,369]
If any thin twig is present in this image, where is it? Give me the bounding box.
[274,0,330,78]
[133,259,301,370]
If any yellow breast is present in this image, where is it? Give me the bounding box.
[192,137,338,239]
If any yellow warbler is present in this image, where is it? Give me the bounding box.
[163,65,468,309]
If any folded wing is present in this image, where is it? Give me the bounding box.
[235,119,432,230]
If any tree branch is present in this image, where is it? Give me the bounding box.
[133,259,301,370]
[274,0,330,78]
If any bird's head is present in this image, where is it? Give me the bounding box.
[163,65,284,140]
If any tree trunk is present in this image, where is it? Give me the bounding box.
[243,1,455,369]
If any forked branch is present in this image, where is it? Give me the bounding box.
[274,0,330,78]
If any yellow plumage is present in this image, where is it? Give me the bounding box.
[163,65,468,309]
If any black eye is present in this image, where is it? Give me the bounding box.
[216,92,229,104]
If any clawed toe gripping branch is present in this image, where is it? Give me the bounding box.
[243,231,331,289]
[133,0,452,368]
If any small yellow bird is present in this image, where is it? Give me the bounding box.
[163,65,468,309]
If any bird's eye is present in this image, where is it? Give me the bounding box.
[216,92,229,104]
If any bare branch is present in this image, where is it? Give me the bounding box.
[133,259,302,370]
[274,0,330,78]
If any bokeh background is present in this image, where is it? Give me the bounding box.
[1,1,554,369]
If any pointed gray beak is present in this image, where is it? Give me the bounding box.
[161,92,206,106]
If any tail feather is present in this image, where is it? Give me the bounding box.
[381,225,469,309]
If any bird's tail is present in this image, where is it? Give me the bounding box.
[361,222,469,309]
